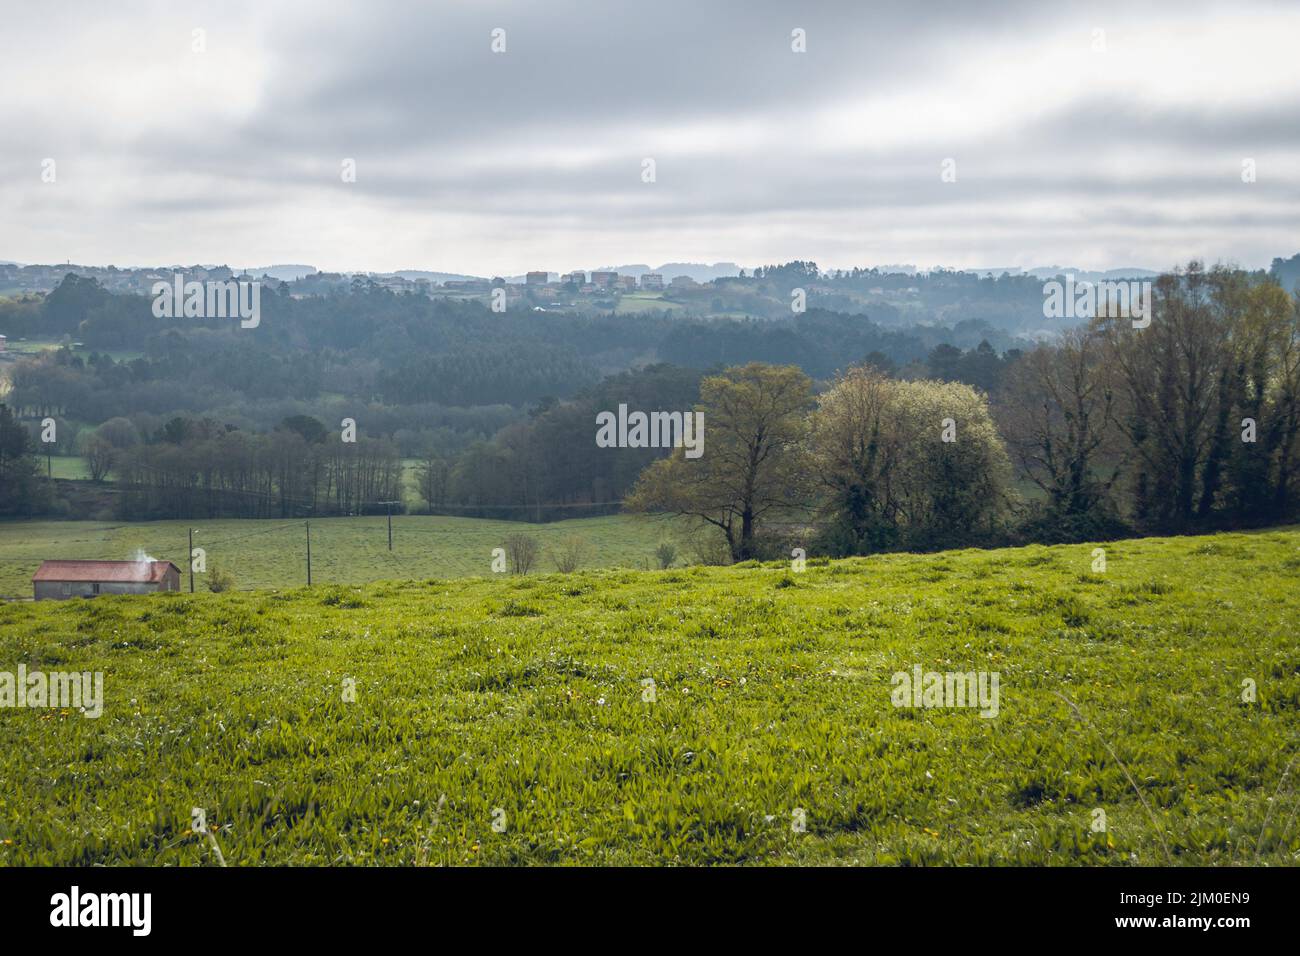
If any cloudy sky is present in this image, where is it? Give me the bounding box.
[2,0,1297,275]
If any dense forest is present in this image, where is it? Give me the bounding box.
[0,269,1013,462]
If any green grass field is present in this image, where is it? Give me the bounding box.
[0,527,1297,865]
[2,338,142,362]
[45,456,95,481]
[399,458,430,510]
[0,513,679,598]
[615,292,684,314]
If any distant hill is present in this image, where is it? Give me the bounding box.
[248,264,318,281]
[394,269,483,283]
[1021,265,1160,281]
[964,265,1161,281]
[598,262,743,282]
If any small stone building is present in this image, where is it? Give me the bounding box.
[32,560,182,600]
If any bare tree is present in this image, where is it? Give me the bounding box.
[503,532,540,574]
[416,453,450,513]
[997,327,1121,516]
[79,433,116,483]
[548,535,592,573]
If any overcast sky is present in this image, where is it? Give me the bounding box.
[2,0,1298,275]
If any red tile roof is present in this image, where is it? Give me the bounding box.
[32,560,180,584]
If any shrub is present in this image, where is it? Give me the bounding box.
[681,526,732,566]
[548,535,592,573]
[206,566,236,593]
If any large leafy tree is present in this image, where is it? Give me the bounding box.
[807,365,899,551]
[1100,263,1300,529]
[810,368,1012,551]
[1099,264,1228,529]
[625,363,811,561]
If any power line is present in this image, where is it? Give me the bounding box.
[194,521,303,548]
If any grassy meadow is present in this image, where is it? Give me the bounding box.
[614,292,685,313]
[0,527,1297,865]
[0,513,678,598]
[0,337,142,363]
[45,456,94,481]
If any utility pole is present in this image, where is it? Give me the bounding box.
[379,500,401,551]
[305,520,312,586]
[188,527,195,593]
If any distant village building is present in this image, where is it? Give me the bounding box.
[525,271,549,285]
[617,275,638,291]
[374,275,414,293]
[562,271,586,286]
[590,271,618,289]
[32,560,181,601]
[640,273,664,290]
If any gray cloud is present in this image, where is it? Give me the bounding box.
[0,0,1296,273]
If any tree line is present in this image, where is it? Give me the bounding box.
[113,417,402,519]
[630,263,1300,559]
[411,364,706,520]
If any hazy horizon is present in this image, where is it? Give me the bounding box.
[0,256,1184,279]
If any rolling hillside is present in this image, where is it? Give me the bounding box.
[0,528,1297,865]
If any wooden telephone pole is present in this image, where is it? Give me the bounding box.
[380,501,402,551]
